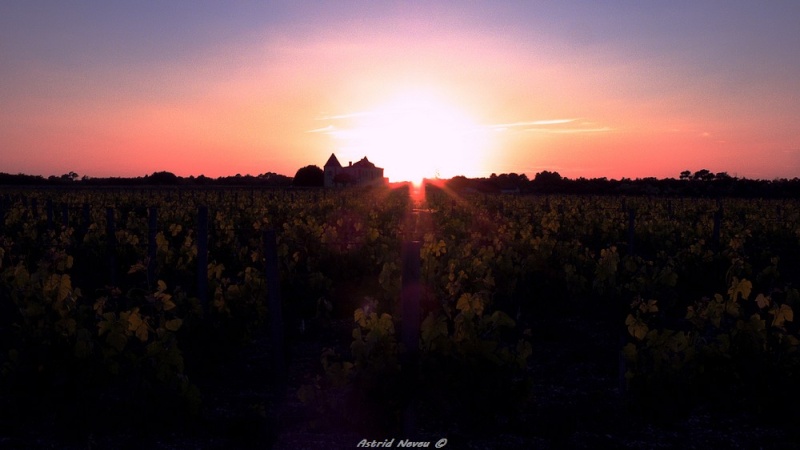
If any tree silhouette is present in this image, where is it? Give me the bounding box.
[293,165,324,187]
[60,171,79,182]
[533,171,562,185]
[692,169,715,181]
[146,171,178,185]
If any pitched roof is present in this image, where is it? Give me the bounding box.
[324,153,342,168]
[351,157,376,169]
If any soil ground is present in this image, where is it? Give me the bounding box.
[3,309,798,449]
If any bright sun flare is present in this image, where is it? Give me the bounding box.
[331,90,490,184]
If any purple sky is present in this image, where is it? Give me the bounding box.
[1,1,798,180]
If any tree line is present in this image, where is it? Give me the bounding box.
[0,171,293,187]
[2,167,799,197]
[443,169,800,198]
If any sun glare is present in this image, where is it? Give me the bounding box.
[333,90,490,184]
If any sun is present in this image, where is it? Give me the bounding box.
[330,89,490,185]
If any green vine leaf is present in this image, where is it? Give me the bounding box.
[354,308,366,328]
[421,313,448,352]
[165,318,183,332]
[98,312,116,336]
[124,308,149,342]
[489,310,515,329]
[626,314,648,340]
[57,274,72,302]
[748,313,766,333]
[516,339,533,369]
[106,331,128,353]
[639,299,658,314]
[728,278,752,302]
[622,342,637,361]
[771,304,794,328]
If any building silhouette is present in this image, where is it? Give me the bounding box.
[323,153,386,187]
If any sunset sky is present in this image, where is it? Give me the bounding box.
[1,1,799,182]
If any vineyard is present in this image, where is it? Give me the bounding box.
[1,185,800,447]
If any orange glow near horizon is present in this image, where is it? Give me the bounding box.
[317,89,492,184]
[1,4,798,181]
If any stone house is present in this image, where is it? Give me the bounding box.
[323,153,385,187]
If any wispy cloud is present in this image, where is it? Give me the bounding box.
[306,125,335,133]
[490,119,576,130]
[316,111,375,121]
[488,118,611,134]
[528,126,612,134]
[305,126,361,139]
[310,108,612,138]
[309,107,485,135]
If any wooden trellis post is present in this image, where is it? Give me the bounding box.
[46,199,54,229]
[61,203,69,228]
[148,207,158,288]
[401,240,421,360]
[197,206,209,308]
[712,208,722,250]
[106,207,117,285]
[627,209,636,256]
[82,203,90,227]
[264,229,285,383]
[401,239,421,437]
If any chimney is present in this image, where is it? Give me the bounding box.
[349,161,352,167]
